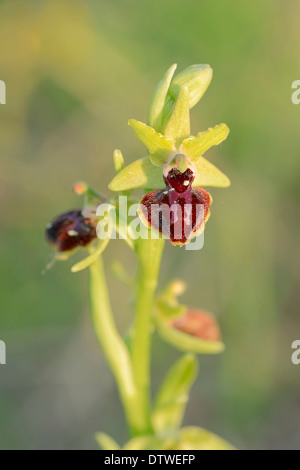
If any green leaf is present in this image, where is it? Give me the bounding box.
[128,119,175,166]
[176,427,235,450]
[168,64,213,109]
[192,156,231,187]
[153,355,198,436]
[108,157,164,191]
[123,435,175,450]
[148,63,177,132]
[95,432,120,450]
[180,123,229,161]
[164,86,190,148]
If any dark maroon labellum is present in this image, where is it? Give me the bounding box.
[45,210,97,252]
[163,167,195,193]
[140,167,211,245]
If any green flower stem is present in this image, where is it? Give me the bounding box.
[131,237,165,434]
[89,256,144,436]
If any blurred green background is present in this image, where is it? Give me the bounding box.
[0,0,299,450]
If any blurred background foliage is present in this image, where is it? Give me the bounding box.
[0,0,299,450]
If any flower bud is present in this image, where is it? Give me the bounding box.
[172,308,221,342]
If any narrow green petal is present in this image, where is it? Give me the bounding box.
[108,157,164,191]
[71,237,111,273]
[180,123,229,160]
[148,63,177,132]
[169,64,213,109]
[95,432,120,450]
[113,149,125,173]
[164,86,190,148]
[129,119,175,166]
[177,427,236,450]
[192,156,231,188]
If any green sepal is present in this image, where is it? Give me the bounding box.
[128,119,175,166]
[152,355,198,436]
[164,86,190,148]
[156,317,225,354]
[109,156,229,191]
[108,157,164,191]
[168,64,213,109]
[148,63,177,132]
[192,156,231,188]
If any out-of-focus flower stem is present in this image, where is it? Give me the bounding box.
[89,257,145,436]
[131,237,165,434]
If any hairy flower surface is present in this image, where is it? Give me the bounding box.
[139,161,212,245]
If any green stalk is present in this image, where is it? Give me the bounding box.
[89,256,144,436]
[131,237,165,434]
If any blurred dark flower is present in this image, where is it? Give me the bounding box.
[45,209,97,252]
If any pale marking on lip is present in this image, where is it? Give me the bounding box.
[67,230,79,236]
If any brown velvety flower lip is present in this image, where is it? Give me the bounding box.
[45,209,97,252]
[140,167,212,245]
[171,309,221,342]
